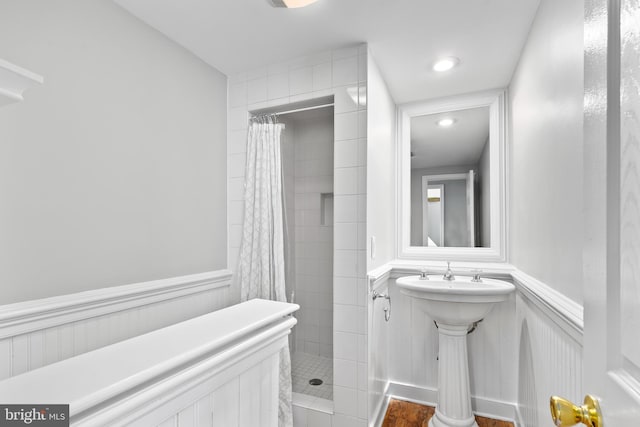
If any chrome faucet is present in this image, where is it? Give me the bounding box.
[419,268,429,280]
[471,269,483,283]
[443,261,455,281]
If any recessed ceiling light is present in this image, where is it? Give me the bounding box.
[437,118,456,127]
[432,57,459,72]
[270,0,319,8]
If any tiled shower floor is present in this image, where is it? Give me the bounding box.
[291,352,333,400]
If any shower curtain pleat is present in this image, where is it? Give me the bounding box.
[236,115,293,427]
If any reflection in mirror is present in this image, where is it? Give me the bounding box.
[410,107,490,248]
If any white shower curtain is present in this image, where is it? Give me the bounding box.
[236,115,292,427]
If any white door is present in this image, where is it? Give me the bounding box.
[580,0,640,424]
[466,170,475,247]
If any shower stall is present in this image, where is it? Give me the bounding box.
[279,104,335,406]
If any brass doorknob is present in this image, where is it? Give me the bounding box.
[549,395,603,427]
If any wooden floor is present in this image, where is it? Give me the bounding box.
[382,399,514,427]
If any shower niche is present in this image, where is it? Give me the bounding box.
[276,101,335,404]
[320,192,334,226]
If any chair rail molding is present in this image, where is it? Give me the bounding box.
[511,269,583,344]
[367,261,583,341]
[0,58,43,106]
[0,270,232,340]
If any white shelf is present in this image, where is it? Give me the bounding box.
[0,58,43,106]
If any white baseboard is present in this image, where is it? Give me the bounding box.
[514,406,525,427]
[370,381,391,427]
[385,382,518,425]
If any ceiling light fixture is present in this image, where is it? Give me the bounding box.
[270,0,319,8]
[432,57,459,72]
[437,118,456,127]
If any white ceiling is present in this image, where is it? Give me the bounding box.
[113,0,540,104]
[411,106,489,170]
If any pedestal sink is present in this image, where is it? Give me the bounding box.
[396,274,515,427]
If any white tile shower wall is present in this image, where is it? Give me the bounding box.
[291,114,334,357]
[387,277,518,404]
[227,44,368,426]
[515,293,582,427]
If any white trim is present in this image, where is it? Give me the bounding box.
[511,269,584,344]
[0,270,232,339]
[292,392,334,414]
[371,381,391,427]
[367,262,584,342]
[396,89,507,262]
[386,382,518,425]
[368,260,515,284]
[368,264,393,293]
[514,406,525,427]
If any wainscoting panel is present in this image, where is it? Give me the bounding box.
[368,264,584,427]
[0,270,232,380]
[515,292,583,427]
[368,277,390,426]
[386,276,518,404]
[155,355,279,427]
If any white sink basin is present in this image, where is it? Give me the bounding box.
[396,275,515,325]
[395,274,515,427]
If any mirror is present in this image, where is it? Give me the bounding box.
[398,90,506,261]
[411,106,489,248]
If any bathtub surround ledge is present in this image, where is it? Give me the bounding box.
[0,299,298,426]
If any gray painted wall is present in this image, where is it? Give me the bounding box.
[0,0,228,304]
[508,0,584,303]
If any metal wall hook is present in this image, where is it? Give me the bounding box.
[372,290,390,301]
[372,290,391,322]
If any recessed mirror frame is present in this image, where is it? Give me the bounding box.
[396,89,507,262]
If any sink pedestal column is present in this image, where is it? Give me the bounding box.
[429,323,478,427]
